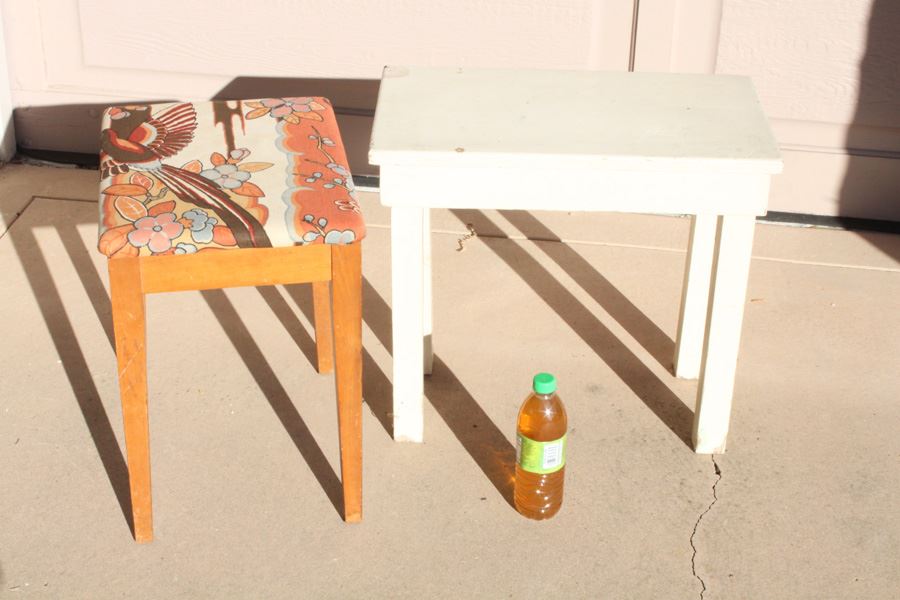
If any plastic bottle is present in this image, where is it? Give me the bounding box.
[514,372,567,520]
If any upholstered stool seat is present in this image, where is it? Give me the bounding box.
[98,98,364,542]
[99,98,365,255]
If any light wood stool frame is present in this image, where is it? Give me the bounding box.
[108,242,363,542]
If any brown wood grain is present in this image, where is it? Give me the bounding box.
[139,245,331,294]
[108,241,364,540]
[108,257,153,543]
[330,243,363,522]
[312,281,334,374]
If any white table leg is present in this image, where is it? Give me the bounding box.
[693,215,756,454]
[390,206,426,442]
[674,214,717,378]
[423,208,434,376]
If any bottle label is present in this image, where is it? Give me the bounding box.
[516,433,567,474]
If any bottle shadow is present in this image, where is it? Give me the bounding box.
[451,209,694,449]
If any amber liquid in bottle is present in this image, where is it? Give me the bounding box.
[514,383,567,520]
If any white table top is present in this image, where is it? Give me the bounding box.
[370,66,782,174]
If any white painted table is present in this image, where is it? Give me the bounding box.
[369,66,782,453]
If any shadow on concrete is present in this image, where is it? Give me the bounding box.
[56,221,116,349]
[452,209,694,449]
[8,219,135,537]
[280,279,394,437]
[8,198,395,530]
[425,356,517,507]
[499,209,676,372]
[354,266,516,505]
[255,285,320,373]
[201,288,346,518]
[838,0,900,262]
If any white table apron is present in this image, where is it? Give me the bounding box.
[370,67,783,453]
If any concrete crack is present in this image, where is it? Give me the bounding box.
[690,455,721,599]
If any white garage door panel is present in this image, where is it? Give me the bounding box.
[4,0,635,178]
[716,0,900,220]
[17,0,632,103]
[79,0,596,78]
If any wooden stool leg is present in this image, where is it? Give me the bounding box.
[330,243,363,522]
[108,257,153,542]
[312,281,334,374]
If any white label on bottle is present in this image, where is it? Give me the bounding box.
[542,440,563,470]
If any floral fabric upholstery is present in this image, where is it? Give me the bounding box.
[97,98,365,258]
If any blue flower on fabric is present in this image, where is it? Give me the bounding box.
[199,163,251,189]
[326,162,350,178]
[308,134,336,147]
[324,230,356,244]
[182,209,218,244]
[174,242,198,254]
[300,214,353,244]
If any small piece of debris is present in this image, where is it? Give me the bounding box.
[750,298,765,303]
[456,224,477,252]
[480,497,486,501]
[454,147,465,153]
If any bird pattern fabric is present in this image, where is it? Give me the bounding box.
[98,98,365,258]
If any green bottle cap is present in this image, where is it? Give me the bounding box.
[532,372,557,395]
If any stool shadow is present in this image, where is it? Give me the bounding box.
[57,221,116,350]
[201,288,345,518]
[11,192,393,534]
[356,275,516,505]
[14,209,391,529]
[498,210,676,372]
[255,285,319,372]
[9,221,134,536]
[452,209,694,448]
[281,280,394,436]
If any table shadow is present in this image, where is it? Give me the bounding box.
[452,209,694,448]
[425,356,517,507]
[498,210,676,372]
[356,275,516,505]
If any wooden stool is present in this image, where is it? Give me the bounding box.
[98,98,365,542]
